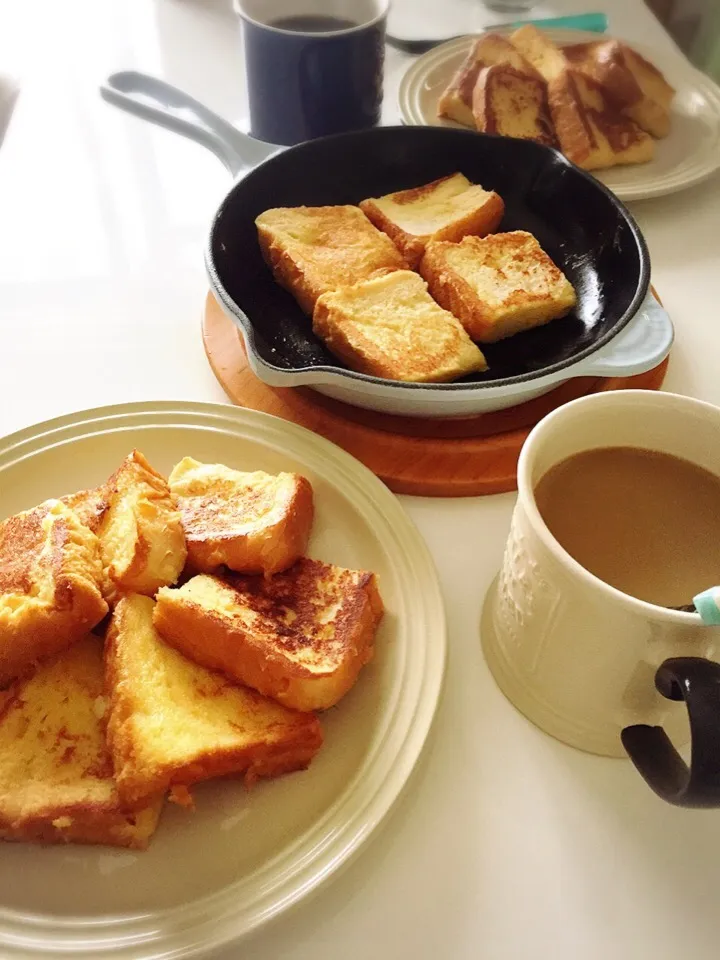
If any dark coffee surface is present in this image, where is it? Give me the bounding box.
[270,15,358,32]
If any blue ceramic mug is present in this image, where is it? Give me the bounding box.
[235,0,389,146]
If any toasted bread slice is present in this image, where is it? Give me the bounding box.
[359,173,504,268]
[438,33,540,127]
[60,487,109,533]
[256,205,407,316]
[420,231,576,343]
[0,635,163,848]
[98,450,187,600]
[472,64,557,148]
[0,500,108,687]
[154,558,384,712]
[509,24,569,83]
[548,69,655,170]
[565,40,673,138]
[169,458,314,576]
[312,271,487,382]
[105,594,323,806]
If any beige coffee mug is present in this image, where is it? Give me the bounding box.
[482,390,720,806]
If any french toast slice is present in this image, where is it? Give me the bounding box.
[420,231,577,343]
[565,40,673,138]
[312,271,487,382]
[509,24,569,83]
[359,173,504,268]
[98,450,187,600]
[0,500,108,686]
[153,558,384,712]
[438,33,540,127]
[60,487,109,533]
[0,634,163,848]
[105,595,323,806]
[169,457,314,576]
[256,205,407,316]
[548,69,655,170]
[472,64,557,148]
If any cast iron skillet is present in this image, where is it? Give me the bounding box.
[101,73,650,391]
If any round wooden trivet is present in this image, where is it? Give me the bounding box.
[202,293,669,497]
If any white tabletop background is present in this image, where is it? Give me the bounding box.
[1,1,719,957]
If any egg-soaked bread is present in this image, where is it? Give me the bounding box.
[0,500,107,686]
[256,205,407,315]
[0,635,163,848]
[420,231,576,342]
[105,594,323,807]
[169,458,314,576]
[98,450,187,600]
[312,271,488,382]
[154,558,384,713]
[359,173,504,268]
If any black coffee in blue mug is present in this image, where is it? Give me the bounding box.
[235,0,388,146]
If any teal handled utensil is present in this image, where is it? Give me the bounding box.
[386,12,608,54]
[676,588,720,623]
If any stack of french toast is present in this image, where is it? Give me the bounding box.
[438,25,675,170]
[257,173,577,383]
[0,451,383,849]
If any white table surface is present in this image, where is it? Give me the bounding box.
[2,1,720,957]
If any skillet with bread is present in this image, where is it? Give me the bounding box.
[101,72,672,418]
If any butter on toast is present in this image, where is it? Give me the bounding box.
[256,205,407,316]
[472,64,557,148]
[98,450,187,600]
[548,69,655,170]
[153,558,384,712]
[359,173,504,268]
[312,271,488,382]
[438,33,541,127]
[0,635,163,848]
[0,500,108,687]
[169,458,314,576]
[565,40,673,138]
[420,231,577,343]
[105,595,323,806]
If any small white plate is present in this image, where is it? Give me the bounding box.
[0,402,446,959]
[398,29,720,201]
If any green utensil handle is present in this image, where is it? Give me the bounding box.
[512,12,608,33]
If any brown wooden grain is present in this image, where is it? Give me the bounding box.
[202,293,668,498]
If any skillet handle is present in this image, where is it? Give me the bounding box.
[576,292,674,379]
[100,71,283,177]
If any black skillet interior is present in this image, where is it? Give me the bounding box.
[208,126,650,388]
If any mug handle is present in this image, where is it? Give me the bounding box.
[621,657,720,807]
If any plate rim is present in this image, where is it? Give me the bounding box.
[0,401,447,959]
[397,28,720,201]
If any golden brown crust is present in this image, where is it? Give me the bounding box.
[420,232,576,343]
[547,70,654,170]
[0,501,108,686]
[359,175,505,270]
[60,487,110,533]
[105,595,323,806]
[154,559,384,712]
[565,40,673,138]
[0,636,163,848]
[256,206,407,315]
[170,460,314,576]
[438,33,542,128]
[312,271,487,382]
[98,450,187,600]
[472,64,558,149]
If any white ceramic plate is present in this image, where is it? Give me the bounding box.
[398,29,720,201]
[0,402,446,959]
